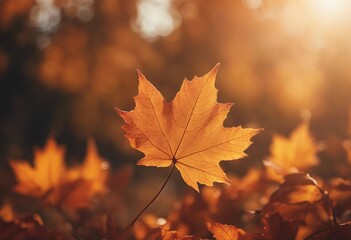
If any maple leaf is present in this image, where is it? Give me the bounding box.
[10,138,66,198]
[10,137,109,210]
[265,121,318,181]
[67,138,109,194]
[116,64,262,191]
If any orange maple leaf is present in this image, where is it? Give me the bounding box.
[265,121,319,181]
[67,138,109,194]
[116,64,262,191]
[10,137,108,210]
[10,138,66,198]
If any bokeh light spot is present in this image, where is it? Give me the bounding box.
[134,0,181,40]
[156,217,166,226]
[244,0,262,10]
[30,0,61,32]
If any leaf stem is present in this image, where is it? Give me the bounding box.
[329,198,337,226]
[123,162,176,230]
[304,174,338,240]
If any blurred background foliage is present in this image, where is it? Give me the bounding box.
[0,0,350,215]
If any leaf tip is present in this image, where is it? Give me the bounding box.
[114,107,122,116]
[136,69,146,80]
[211,63,220,75]
[114,107,125,115]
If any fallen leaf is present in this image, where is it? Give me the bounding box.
[262,174,331,239]
[208,222,247,240]
[263,174,324,213]
[51,178,94,210]
[265,121,318,181]
[67,138,109,195]
[107,165,133,193]
[0,203,15,222]
[261,212,299,240]
[304,221,351,240]
[160,228,204,240]
[328,178,351,222]
[116,64,262,191]
[10,138,66,198]
[165,193,209,237]
[10,137,109,210]
[0,216,69,240]
[202,169,273,226]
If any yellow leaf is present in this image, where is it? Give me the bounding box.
[116,64,262,191]
[265,121,318,180]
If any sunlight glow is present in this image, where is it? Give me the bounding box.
[309,0,349,21]
[30,0,60,32]
[244,0,262,10]
[134,0,181,40]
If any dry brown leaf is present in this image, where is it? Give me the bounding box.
[264,174,324,211]
[116,64,262,191]
[304,221,351,240]
[328,178,351,222]
[261,213,299,240]
[262,174,331,239]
